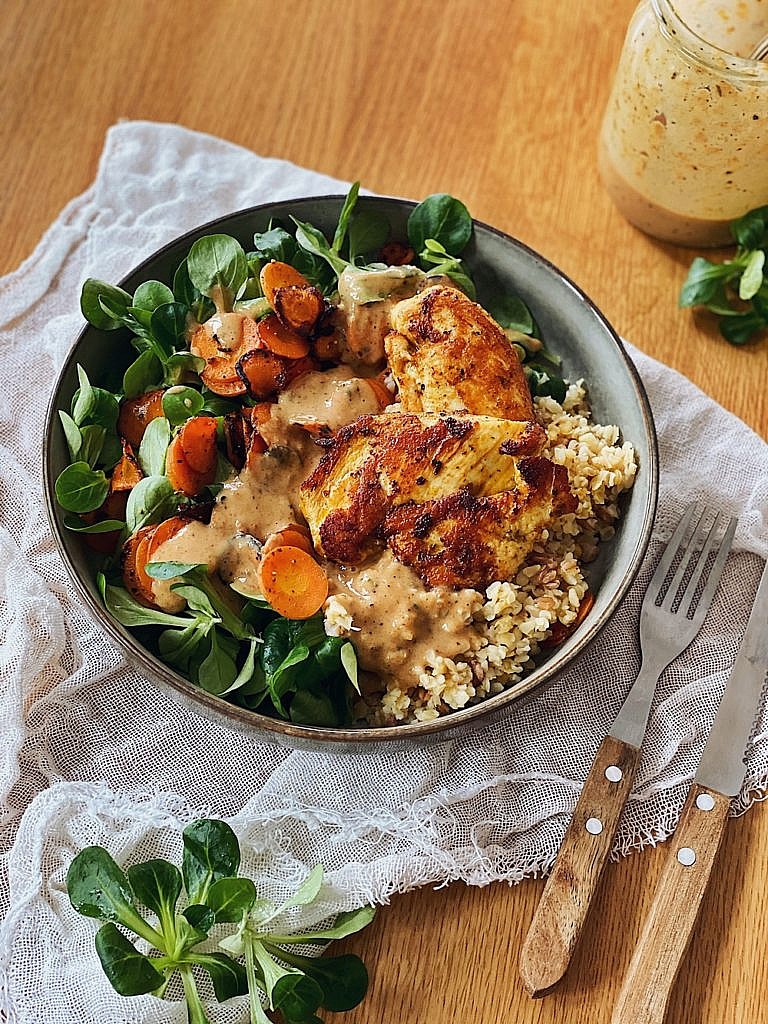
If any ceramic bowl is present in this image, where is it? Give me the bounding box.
[43,196,658,750]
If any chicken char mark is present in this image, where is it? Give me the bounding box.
[383,458,577,589]
[299,413,547,565]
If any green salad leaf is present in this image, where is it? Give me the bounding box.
[407,193,472,255]
[187,234,249,308]
[680,204,768,345]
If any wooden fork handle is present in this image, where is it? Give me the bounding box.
[611,783,731,1024]
[519,735,640,997]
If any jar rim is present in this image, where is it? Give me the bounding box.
[652,0,768,82]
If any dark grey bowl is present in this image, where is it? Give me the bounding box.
[43,196,658,749]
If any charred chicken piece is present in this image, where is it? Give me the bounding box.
[300,412,546,565]
[385,285,535,421]
[382,458,576,589]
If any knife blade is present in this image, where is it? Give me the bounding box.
[695,557,768,796]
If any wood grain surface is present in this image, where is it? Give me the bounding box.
[1,2,767,1022]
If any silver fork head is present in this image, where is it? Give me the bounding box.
[639,503,737,660]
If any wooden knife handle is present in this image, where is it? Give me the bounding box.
[611,783,731,1024]
[519,735,640,997]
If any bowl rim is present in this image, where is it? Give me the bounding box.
[43,194,659,744]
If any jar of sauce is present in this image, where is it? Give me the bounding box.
[599,0,768,246]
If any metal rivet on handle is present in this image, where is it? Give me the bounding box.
[585,817,603,835]
[696,793,715,812]
[605,765,623,783]
[677,847,697,866]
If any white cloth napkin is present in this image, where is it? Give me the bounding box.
[1,121,767,1024]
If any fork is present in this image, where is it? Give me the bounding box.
[519,504,737,998]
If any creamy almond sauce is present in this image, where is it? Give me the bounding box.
[336,265,425,364]
[270,367,381,434]
[326,550,481,686]
[204,311,245,350]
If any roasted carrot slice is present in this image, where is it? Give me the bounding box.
[245,432,268,466]
[258,545,328,619]
[118,389,165,449]
[111,439,143,492]
[189,324,219,361]
[122,525,159,608]
[272,285,325,337]
[241,316,262,349]
[542,590,595,648]
[146,515,190,562]
[255,313,310,359]
[201,356,248,397]
[179,416,218,476]
[381,242,415,266]
[102,490,129,522]
[262,525,314,557]
[259,261,310,308]
[236,349,287,399]
[365,376,394,410]
[284,355,320,385]
[166,434,205,497]
[247,402,274,428]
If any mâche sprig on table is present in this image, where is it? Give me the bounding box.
[67,818,375,1024]
[680,204,768,345]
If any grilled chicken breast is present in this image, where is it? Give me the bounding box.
[385,285,534,421]
[300,412,547,566]
[383,458,576,588]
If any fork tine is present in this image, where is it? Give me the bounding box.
[660,505,708,611]
[678,513,726,618]
[646,503,698,600]
[688,515,737,627]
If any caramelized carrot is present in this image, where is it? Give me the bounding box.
[146,515,190,561]
[284,355,320,385]
[259,261,310,308]
[245,432,268,467]
[272,285,325,336]
[248,402,274,428]
[102,490,129,522]
[258,545,328,619]
[166,435,205,497]
[255,313,311,359]
[179,416,218,476]
[117,389,165,449]
[381,242,415,266]
[122,525,159,607]
[111,439,143,491]
[201,356,248,397]
[365,376,394,410]
[189,324,219,361]
[262,524,314,557]
[542,590,595,648]
[236,349,287,399]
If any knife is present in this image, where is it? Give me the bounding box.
[612,556,768,1024]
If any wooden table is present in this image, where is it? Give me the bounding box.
[2,2,766,1021]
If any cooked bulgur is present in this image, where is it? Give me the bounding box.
[323,382,637,725]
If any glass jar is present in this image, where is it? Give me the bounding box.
[599,0,768,246]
